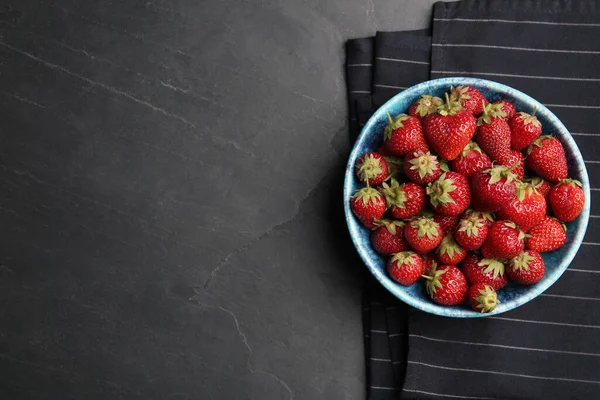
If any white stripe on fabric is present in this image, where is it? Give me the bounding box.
[347,63,373,67]
[373,83,408,89]
[582,241,600,245]
[375,57,430,65]
[409,360,600,384]
[430,70,600,82]
[590,188,600,191]
[433,17,600,27]
[568,268,600,273]
[571,132,600,136]
[585,161,600,164]
[409,334,600,357]
[432,43,600,54]
[389,333,403,338]
[348,90,371,94]
[370,386,398,391]
[370,357,392,362]
[546,103,600,109]
[371,329,387,333]
[590,215,600,218]
[404,388,501,399]
[489,316,600,329]
[542,293,600,301]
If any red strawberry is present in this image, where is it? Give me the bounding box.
[468,283,499,313]
[351,187,386,228]
[450,85,489,115]
[436,234,467,265]
[507,250,546,285]
[404,151,444,185]
[387,251,425,286]
[424,264,468,306]
[496,182,547,232]
[548,179,585,222]
[408,95,443,121]
[427,172,471,216]
[470,165,518,212]
[481,221,525,259]
[423,95,477,160]
[463,209,495,228]
[454,214,488,250]
[384,113,429,156]
[355,152,389,186]
[526,136,568,183]
[404,216,443,254]
[493,100,516,120]
[475,102,511,163]
[527,216,567,252]
[524,177,552,199]
[433,214,459,235]
[383,156,403,179]
[370,220,409,256]
[509,110,542,150]
[380,179,426,220]
[450,142,492,178]
[422,253,439,276]
[498,149,525,180]
[460,252,508,290]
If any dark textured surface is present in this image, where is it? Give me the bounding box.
[0,1,438,399]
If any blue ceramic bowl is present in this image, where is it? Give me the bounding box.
[344,77,590,317]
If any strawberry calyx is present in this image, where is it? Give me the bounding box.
[437,93,463,116]
[516,181,539,201]
[477,101,507,126]
[437,234,461,258]
[408,151,440,179]
[415,95,443,117]
[527,135,554,155]
[473,284,499,313]
[460,141,483,158]
[410,217,440,239]
[357,154,384,183]
[424,264,446,296]
[384,113,410,141]
[466,209,494,224]
[484,165,517,185]
[381,178,408,208]
[503,221,526,240]
[439,159,450,172]
[373,219,405,235]
[457,215,484,237]
[477,258,505,279]
[352,187,382,206]
[509,251,534,272]
[383,156,404,179]
[390,251,418,266]
[517,108,542,128]
[559,178,583,188]
[427,173,457,206]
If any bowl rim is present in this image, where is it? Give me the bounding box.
[343,77,591,318]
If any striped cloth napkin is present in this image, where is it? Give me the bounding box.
[346,1,600,399]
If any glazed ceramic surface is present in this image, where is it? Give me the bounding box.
[343,77,590,317]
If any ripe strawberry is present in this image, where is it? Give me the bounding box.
[404,216,443,254]
[527,216,567,252]
[383,156,403,179]
[524,177,551,199]
[355,152,389,186]
[468,283,499,313]
[425,264,468,306]
[450,85,489,115]
[454,214,488,250]
[470,166,518,212]
[370,220,409,256]
[496,182,547,232]
[450,141,492,178]
[526,136,568,183]
[498,149,525,180]
[387,251,425,286]
[404,151,444,185]
[507,250,545,285]
[475,102,511,163]
[427,172,471,216]
[460,252,508,290]
[384,113,429,156]
[509,110,542,150]
[548,179,585,222]
[422,253,439,276]
[380,179,426,220]
[481,221,525,259]
[423,95,477,160]
[463,209,495,228]
[351,187,386,228]
[408,95,443,121]
[493,100,516,120]
[436,234,467,264]
[433,214,459,235]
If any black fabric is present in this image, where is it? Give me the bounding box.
[347,1,600,399]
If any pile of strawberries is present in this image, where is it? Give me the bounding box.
[351,86,585,313]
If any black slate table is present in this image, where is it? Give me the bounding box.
[0,0,442,398]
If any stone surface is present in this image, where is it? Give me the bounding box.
[0,0,436,398]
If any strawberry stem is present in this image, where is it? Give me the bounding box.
[387,113,393,124]
[421,274,433,281]
[531,106,537,117]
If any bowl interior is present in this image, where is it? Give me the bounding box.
[343,77,590,318]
